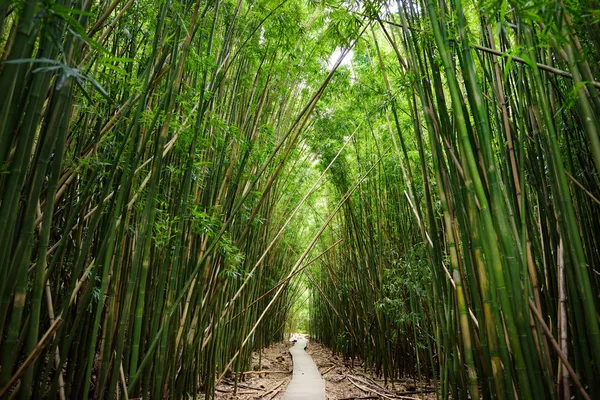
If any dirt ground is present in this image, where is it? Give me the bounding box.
[213,335,436,400]
[214,341,293,400]
[306,341,437,400]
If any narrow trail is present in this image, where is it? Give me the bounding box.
[282,339,326,400]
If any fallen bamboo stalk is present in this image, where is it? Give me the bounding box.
[349,374,389,393]
[264,389,282,400]
[261,380,286,400]
[321,365,336,376]
[346,375,397,400]
[239,370,290,375]
[338,397,379,400]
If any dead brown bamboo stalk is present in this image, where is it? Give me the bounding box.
[558,239,570,400]
[529,298,590,400]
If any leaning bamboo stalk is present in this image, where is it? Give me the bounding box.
[529,298,590,400]
[218,127,357,322]
[219,153,385,382]
[0,317,63,398]
[471,44,600,89]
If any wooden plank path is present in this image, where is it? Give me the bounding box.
[282,339,326,399]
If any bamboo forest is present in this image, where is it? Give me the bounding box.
[1,0,600,398]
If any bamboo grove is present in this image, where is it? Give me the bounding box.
[1,0,600,399]
[0,0,357,397]
[308,0,600,399]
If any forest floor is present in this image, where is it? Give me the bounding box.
[214,335,436,400]
[214,340,293,400]
[306,341,436,400]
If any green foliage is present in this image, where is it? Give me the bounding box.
[1,0,600,399]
